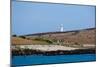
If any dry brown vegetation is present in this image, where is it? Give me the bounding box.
[12,37,49,45]
[47,28,96,44]
[12,28,96,45]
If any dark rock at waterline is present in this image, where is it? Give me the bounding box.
[12,48,96,56]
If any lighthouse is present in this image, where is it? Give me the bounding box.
[60,24,64,32]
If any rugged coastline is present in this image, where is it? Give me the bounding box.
[12,44,95,56]
[12,48,95,56]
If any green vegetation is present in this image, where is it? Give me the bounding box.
[34,37,53,44]
[19,36,26,39]
[12,34,17,37]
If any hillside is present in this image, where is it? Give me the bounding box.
[12,37,50,45]
[12,28,96,45]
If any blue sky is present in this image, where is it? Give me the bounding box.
[12,1,96,35]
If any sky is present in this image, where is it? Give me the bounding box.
[12,1,96,35]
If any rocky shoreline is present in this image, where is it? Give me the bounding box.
[12,48,95,56]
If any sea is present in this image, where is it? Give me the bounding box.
[12,54,96,66]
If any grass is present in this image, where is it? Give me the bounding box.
[12,37,53,45]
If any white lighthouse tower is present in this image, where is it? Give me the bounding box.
[60,24,64,32]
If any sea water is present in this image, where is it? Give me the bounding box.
[12,54,96,66]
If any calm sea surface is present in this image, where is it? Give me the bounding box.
[12,54,96,66]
